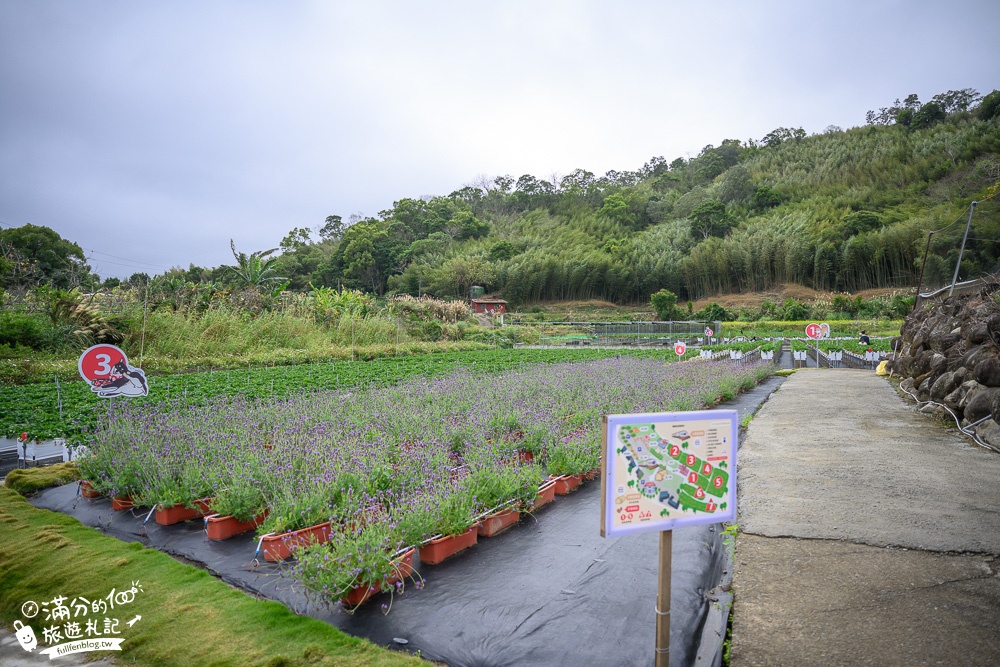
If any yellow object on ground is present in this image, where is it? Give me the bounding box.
[876,360,889,375]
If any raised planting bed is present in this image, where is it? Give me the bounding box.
[154,498,214,526]
[111,496,136,511]
[477,508,520,538]
[531,480,557,511]
[418,526,478,565]
[78,480,102,499]
[261,521,334,562]
[205,511,269,540]
[340,548,416,608]
[551,474,582,495]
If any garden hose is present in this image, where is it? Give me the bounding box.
[899,382,999,454]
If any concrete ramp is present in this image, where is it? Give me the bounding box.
[733,370,1000,667]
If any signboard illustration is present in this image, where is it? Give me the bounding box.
[601,409,737,537]
[78,345,148,398]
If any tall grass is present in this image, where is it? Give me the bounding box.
[120,308,409,359]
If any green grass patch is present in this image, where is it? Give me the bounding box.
[2,462,80,496]
[0,487,422,667]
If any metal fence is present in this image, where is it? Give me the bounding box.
[510,321,722,348]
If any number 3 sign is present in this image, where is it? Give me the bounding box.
[78,344,149,398]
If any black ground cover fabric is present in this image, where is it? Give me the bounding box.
[30,375,783,667]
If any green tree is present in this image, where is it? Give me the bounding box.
[597,192,635,226]
[910,102,946,130]
[689,201,734,239]
[895,107,915,127]
[760,127,805,147]
[332,222,406,294]
[694,152,726,181]
[126,272,150,288]
[279,227,312,252]
[0,224,92,289]
[449,210,490,240]
[842,210,884,236]
[488,241,520,262]
[718,165,755,204]
[752,186,781,209]
[930,88,981,114]
[319,215,345,240]
[650,288,679,320]
[226,240,284,288]
[977,90,1000,120]
[408,232,453,259]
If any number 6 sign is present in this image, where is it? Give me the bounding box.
[78,344,149,398]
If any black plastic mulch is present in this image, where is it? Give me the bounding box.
[30,375,784,667]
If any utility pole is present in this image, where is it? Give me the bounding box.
[913,231,935,310]
[949,201,977,296]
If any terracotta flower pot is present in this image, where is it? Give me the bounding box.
[79,480,102,499]
[154,498,214,526]
[477,508,520,537]
[111,496,135,511]
[261,521,333,562]
[206,511,269,540]
[517,449,534,463]
[532,480,557,511]
[551,474,582,495]
[340,548,415,608]
[418,525,478,565]
[582,468,601,481]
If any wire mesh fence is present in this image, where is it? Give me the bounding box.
[511,321,722,348]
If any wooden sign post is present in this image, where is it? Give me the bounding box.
[602,410,737,666]
[656,530,672,667]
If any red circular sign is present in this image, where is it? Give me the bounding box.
[704,327,714,337]
[78,344,129,383]
[674,342,687,356]
[805,323,822,339]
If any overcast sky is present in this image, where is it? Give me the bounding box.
[1,1,997,280]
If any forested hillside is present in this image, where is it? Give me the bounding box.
[5,89,999,306]
[276,88,999,305]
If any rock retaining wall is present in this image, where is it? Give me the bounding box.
[887,276,1000,448]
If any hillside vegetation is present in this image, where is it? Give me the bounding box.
[255,87,997,304]
[0,88,996,382]
[3,88,997,308]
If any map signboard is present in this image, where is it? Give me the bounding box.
[601,410,737,537]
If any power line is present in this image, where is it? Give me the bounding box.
[1,217,172,274]
[83,248,168,271]
[87,257,168,271]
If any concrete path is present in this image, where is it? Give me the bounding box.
[732,370,1000,667]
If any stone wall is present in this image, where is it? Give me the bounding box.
[888,276,1000,448]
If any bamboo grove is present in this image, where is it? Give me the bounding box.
[334,89,1000,303]
[23,88,997,305]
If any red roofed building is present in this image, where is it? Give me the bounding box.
[470,298,507,315]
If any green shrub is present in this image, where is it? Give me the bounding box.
[0,312,46,349]
[780,298,810,320]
